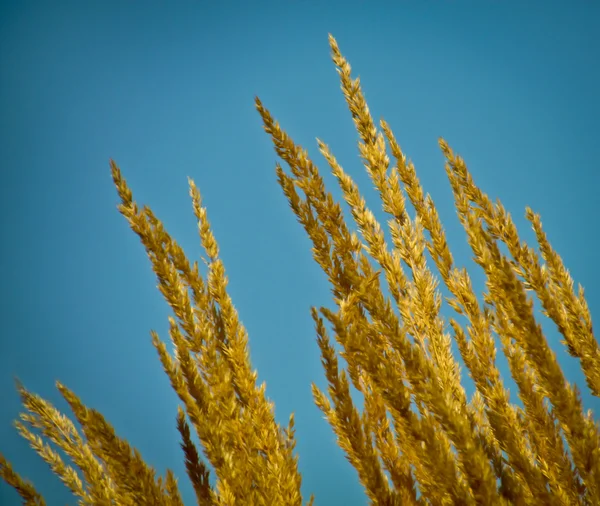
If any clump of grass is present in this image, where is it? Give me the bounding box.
[2,34,599,506]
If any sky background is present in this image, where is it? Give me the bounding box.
[1,1,599,504]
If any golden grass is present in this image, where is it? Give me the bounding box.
[2,34,599,505]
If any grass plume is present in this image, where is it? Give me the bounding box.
[2,34,599,505]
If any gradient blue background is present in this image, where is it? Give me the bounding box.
[1,1,599,505]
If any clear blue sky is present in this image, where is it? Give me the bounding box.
[1,1,599,505]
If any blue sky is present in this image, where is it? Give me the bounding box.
[1,1,599,504]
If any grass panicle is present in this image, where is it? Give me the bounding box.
[2,34,598,505]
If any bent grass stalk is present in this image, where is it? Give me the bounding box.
[2,34,599,506]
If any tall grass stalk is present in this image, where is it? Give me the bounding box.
[2,34,599,506]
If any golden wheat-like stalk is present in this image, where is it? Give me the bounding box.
[2,34,599,506]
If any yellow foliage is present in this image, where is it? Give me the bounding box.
[2,34,599,506]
